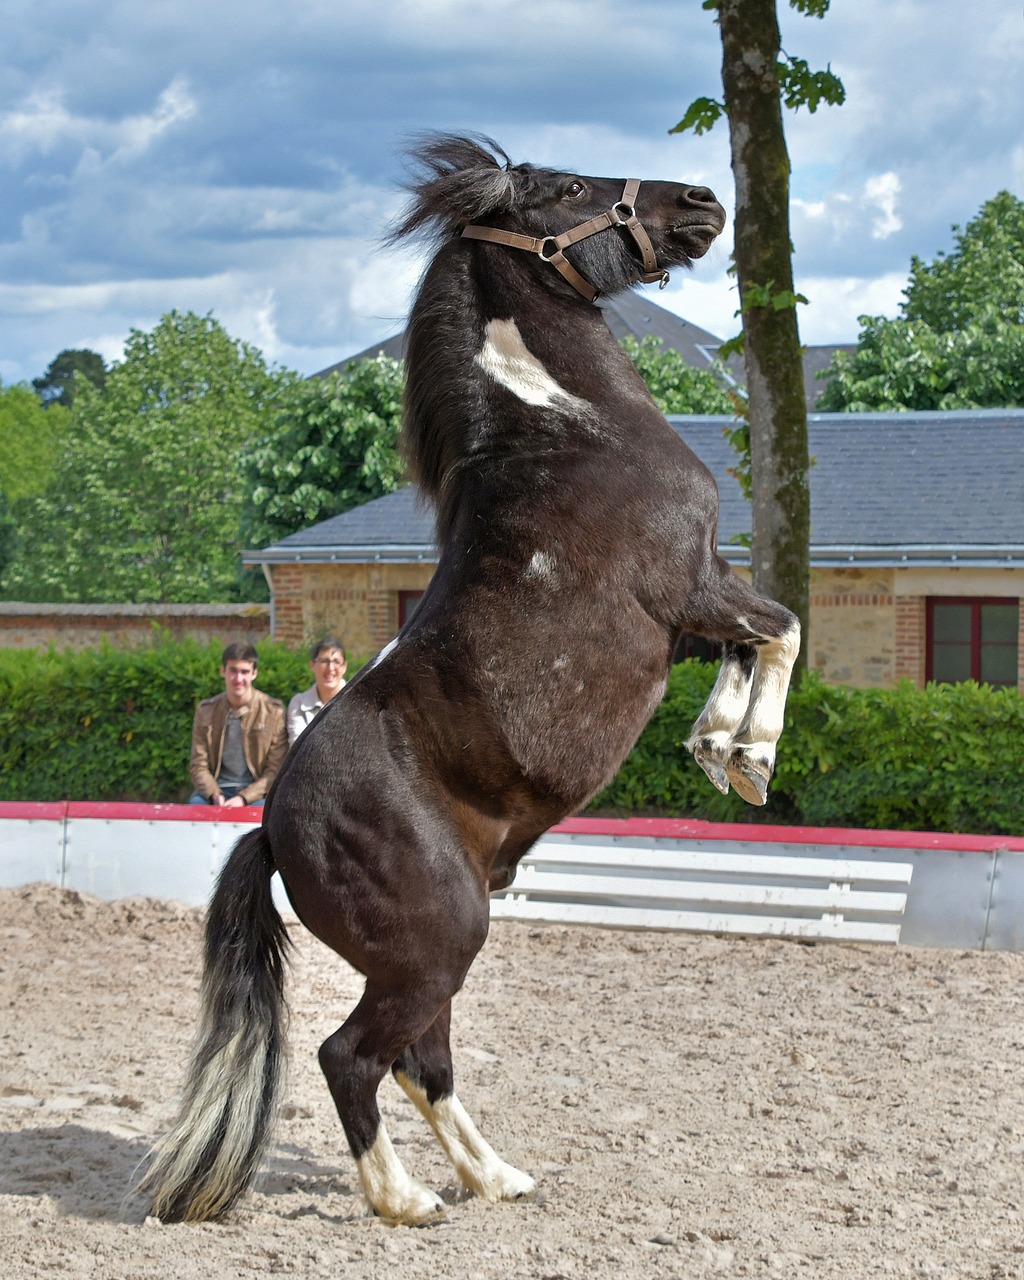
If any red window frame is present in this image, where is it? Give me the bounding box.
[398,591,424,628]
[925,597,1019,687]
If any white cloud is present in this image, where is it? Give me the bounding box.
[795,272,909,344]
[1,0,1021,385]
[863,173,902,240]
[0,76,196,166]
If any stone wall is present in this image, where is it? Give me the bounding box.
[0,603,270,652]
[808,568,897,687]
[806,566,1024,690]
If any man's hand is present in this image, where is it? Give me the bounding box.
[223,795,246,808]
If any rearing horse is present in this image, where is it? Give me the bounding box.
[140,135,799,1227]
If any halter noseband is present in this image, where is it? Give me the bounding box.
[460,178,670,303]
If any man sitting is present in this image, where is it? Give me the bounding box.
[188,641,287,807]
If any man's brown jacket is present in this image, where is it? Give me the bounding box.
[189,688,288,804]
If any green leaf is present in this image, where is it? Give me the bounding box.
[670,97,726,137]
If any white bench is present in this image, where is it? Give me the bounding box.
[490,841,914,944]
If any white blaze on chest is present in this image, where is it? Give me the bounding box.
[367,635,400,670]
[475,318,585,409]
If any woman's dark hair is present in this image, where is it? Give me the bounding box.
[310,636,346,662]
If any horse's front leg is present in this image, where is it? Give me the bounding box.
[725,617,801,805]
[683,565,801,805]
[393,1002,536,1204]
[685,641,759,795]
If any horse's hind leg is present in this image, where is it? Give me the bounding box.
[392,1002,536,1204]
[319,980,457,1225]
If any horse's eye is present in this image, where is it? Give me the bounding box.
[564,181,586,200]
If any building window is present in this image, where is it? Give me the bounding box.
[926,598,1019,687]
[398,591,424,628]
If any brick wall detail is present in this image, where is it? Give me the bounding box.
[0,604,270,652]
[894,596,926,686]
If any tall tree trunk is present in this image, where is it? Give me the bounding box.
[719,0,810,670]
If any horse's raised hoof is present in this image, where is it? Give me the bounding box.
[691,740,731,796]
[726,753,771,807]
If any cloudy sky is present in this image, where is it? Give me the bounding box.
[2,0,1022,385]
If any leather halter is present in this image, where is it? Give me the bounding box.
[460,178,670,303]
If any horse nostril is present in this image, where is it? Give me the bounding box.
[681,185,719,207]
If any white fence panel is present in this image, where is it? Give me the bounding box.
[63,817,224,903]
[491,837,913,944]
[0,818,65,890]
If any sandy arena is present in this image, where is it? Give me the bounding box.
[2,881,1023,1279]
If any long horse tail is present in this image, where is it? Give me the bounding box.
[138,826,290,1222]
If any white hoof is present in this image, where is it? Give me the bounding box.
[473,1161,537,1203]
[372,1180,447,1227]
[357,1127,447,1226]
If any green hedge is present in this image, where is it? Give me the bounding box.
[594,662,1024,835]
[1,641,1021,834]
[0,636,315,802]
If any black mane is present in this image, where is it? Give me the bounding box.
[389,133,525,244]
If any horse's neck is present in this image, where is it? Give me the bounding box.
[403,242,653,525]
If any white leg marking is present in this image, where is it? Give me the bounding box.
[734,622,801,750]
[686,650,754,753]
[475,318,586,410]
[395,1072,536,1203]
[356,1123,446,1225]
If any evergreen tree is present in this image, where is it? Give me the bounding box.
[32,348,107,408]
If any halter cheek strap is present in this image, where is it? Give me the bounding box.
[461,178,670,303]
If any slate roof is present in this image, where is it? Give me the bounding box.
[245,410,1024,570]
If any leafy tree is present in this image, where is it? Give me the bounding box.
[0,380,71,584]
[904,191,1024,331]
[0,380,70,501]
[241,354,405,549]
[674,0,845,671]
[619,336,735,414]
[820,192,1024,411]
[3,312,288,603]
[0,493,18,584]
[32,348,107,408]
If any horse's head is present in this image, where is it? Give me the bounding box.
[392,133,726,301]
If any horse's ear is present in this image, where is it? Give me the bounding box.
[389,134,521,242]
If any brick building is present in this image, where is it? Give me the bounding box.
[244,409,1024,691]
